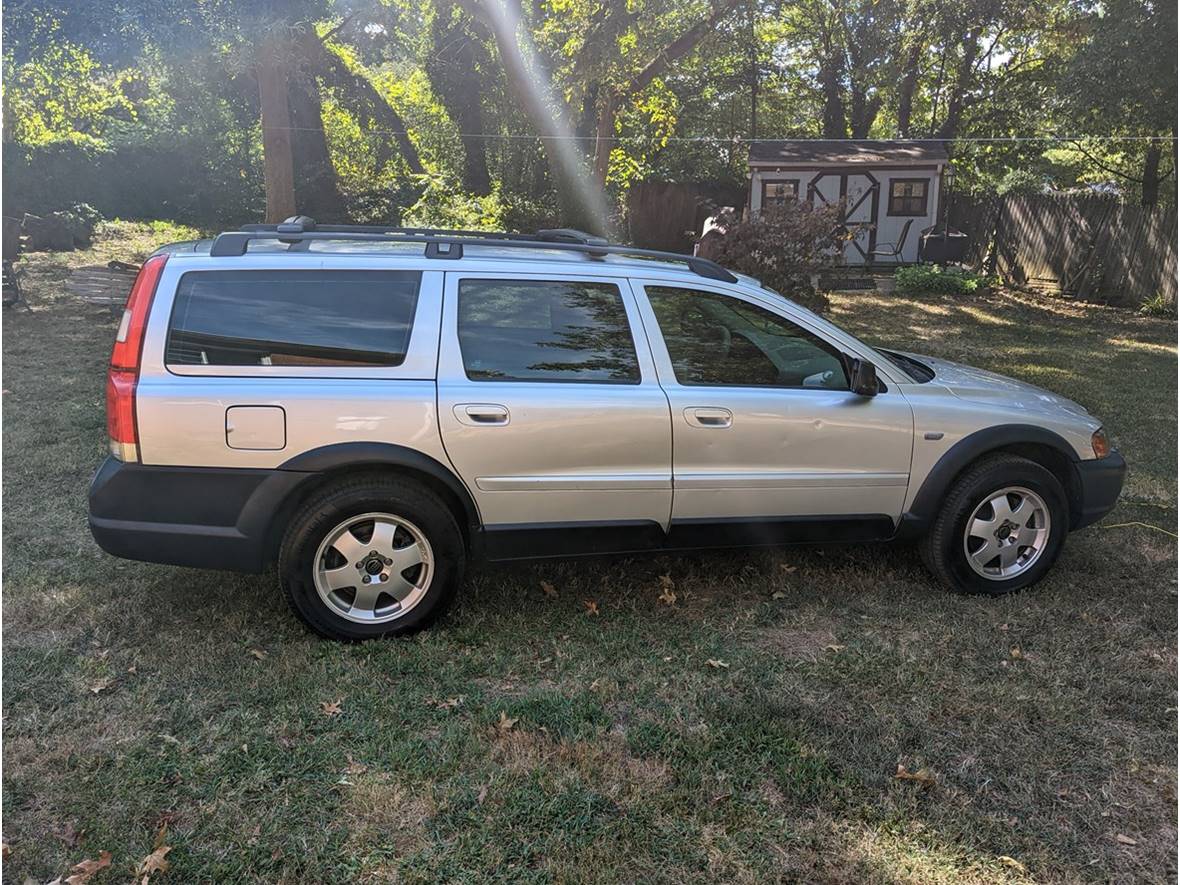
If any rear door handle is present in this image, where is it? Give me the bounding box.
[685,407,733,428]
[454,403,510,426]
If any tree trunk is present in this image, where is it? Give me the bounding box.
[896,40,922,137]
[426,2,493,195]
[818,53,846,138]
[849,92,881,138]
[257,37,296,223]
[288,69,347,220]
[936,29,980,139]
[1141,141,1162,206]
[591,93,617,186]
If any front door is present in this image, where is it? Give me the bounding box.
[632,280,914,544]
[437,272,672,557]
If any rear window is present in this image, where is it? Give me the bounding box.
[165,270,421,367]
[457,279,640,383]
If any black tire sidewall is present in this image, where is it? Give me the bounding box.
[280,479,464,640]
[938,460,1069,595]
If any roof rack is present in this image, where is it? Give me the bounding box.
[209,216,738,283]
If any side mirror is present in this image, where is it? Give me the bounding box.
[847,357,880,397]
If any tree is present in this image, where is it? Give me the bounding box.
[1060,0,1177,205]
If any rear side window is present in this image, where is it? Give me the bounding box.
[166,270,421,367]
[457,279,640,383]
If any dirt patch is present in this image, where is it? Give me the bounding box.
[751,626,839,662]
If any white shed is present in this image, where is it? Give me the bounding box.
[747,140,949,265]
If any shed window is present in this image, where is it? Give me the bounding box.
[888,179,928,216]
[761,180,798,208]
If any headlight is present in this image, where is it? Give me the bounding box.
[1091,428,1111,459]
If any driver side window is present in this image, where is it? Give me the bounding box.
[645,286,848,390]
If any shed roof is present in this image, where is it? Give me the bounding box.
[748,139,948,166]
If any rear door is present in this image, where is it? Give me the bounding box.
[436,272,672,555]
[631,280,914,542]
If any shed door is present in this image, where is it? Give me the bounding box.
[807,171,880,264]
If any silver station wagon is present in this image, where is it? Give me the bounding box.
[88,217,1126,640]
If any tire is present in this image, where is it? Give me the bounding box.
[919,454,1069,596]
[278,473,465,640]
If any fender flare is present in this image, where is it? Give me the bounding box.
[278,442,480,528]
[900,424,1080,534]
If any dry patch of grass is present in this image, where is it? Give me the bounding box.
[489,729,672,804]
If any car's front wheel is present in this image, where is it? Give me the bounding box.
[279,474,465,640]
[920,454,1069,595]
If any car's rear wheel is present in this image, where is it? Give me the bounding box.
[279,474,464,640]
[920,454,1069,595]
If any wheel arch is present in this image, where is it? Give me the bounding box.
[900,425,1083,537]
[261,443,480,566]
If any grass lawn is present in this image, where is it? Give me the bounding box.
[3,222,1176,883]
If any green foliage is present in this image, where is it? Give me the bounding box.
[996,169,1048,197]
[894,264,989,297]
[1138,292,1176,318]
[3,40,144,147]
[401,176,507,230]
[704,203,849,314]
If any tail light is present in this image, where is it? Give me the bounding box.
[107,253,167,461]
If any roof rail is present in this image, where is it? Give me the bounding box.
[210,217,737,283]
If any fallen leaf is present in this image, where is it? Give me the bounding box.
[476,784,488,804]
[771,590,787,600]
[583,600,599,616]
[88,677,114,695]
[825,644,846,653]
[64,850,112,885]
[894,763,936,788]
[998,855,1027,873]
[1116,833,1138,846]
[1010,647,1024,660]
[658,574,675,590]
[345,755,368,775]
[54,823,82,848]
[248,648,267,661]
[127,665,138,674]
[320,699,343,717]
[779,563,797,574]
[496,711,519,733]
[539,580,558,599]
[658,585,677,605]
[136,842,172,884]
[706,659,729,669]
[710,792,733,805]
[1,842,9,860]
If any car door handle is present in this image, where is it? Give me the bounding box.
[685,407,733,428]
[454,403,510,426]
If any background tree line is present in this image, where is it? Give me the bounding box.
[2,0,1175,233]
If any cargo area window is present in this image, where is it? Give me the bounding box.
[457,279,640,383]
[166,270,420,367]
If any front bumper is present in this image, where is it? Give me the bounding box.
[1072,451,1127,529]
[88,456,307,572]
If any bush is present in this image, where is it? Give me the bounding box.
[701,203,848,314]
[1139,292,1176,318]
[894,264,988,296]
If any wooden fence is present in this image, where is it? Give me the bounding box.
[949,193,1177,307]
[627,182,745,253]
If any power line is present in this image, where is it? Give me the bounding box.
[260,126,1177,143]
